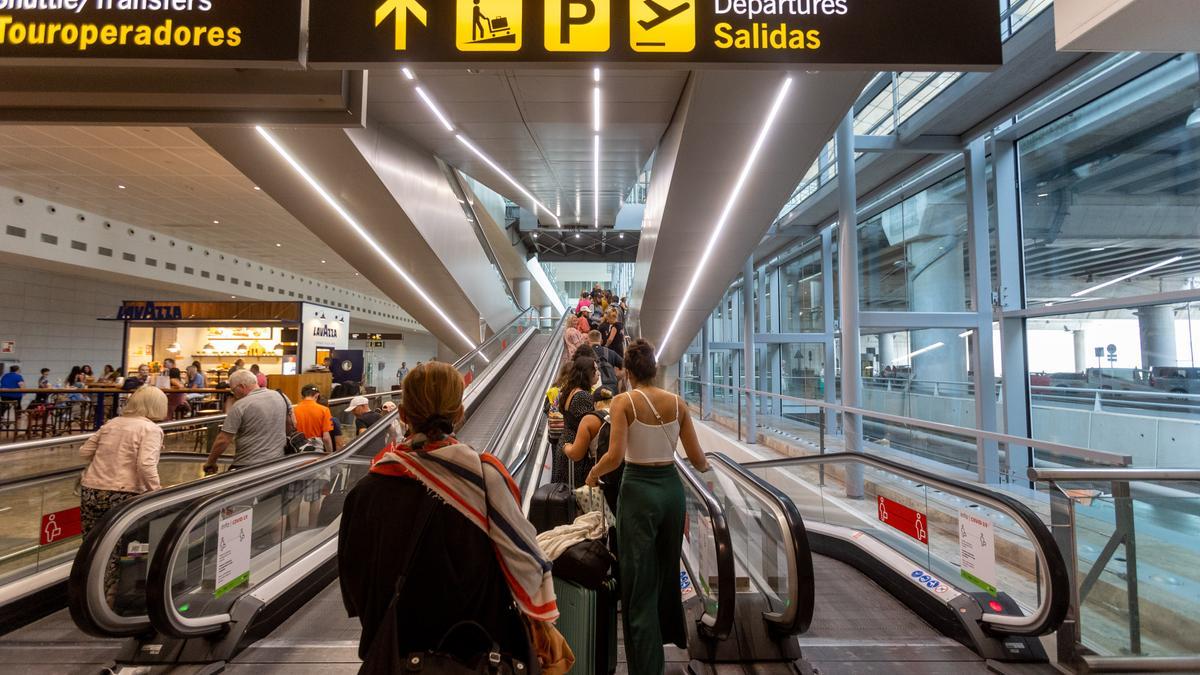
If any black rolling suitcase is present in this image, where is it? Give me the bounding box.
[553,576,618,675]
[528,482,575,533]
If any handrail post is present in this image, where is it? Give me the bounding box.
[1112,479,1142,655]
[1048,482,1082,667]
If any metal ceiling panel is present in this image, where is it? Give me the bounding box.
[197,126,485,355]
[633,69,874,364]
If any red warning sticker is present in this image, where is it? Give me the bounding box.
[877,496,928,544]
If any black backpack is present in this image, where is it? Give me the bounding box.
[583,410,621,513]
[596,354,618,391]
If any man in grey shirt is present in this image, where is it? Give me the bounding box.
[203,370,294,473]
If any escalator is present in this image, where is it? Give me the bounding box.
[0,309,552,670]
[740,452,1071,673]
[41,309,564,671]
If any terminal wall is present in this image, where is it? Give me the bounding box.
[0,260,190,385]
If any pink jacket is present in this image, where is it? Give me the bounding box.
[80,415,163,493]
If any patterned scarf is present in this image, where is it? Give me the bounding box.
[370,435,558,622]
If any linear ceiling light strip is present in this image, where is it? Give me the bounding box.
[594,69,602,228]
[255,126,478,353]
[656,76,794,360]
[404,68,560,227]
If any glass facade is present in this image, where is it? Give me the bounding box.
[683,51,1200,481]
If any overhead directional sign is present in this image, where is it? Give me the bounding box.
[0,0,302,65]
[308,0,1001,67]
[377,0,428,51]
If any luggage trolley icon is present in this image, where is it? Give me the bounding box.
[488,16,512,37]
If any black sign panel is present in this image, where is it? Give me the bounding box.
[0,0,302,65]
[309,0,1001,68]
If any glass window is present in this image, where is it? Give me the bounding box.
[1018,55,1200,310]
[859,172,973,312]
[778,246,823,332]
[1026,301,1200,469]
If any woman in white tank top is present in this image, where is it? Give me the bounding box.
[585,339,708,675]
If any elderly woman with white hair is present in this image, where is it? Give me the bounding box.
[79,385,169,535]
[381,400,406,441]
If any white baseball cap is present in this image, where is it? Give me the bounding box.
[348,396,370,408]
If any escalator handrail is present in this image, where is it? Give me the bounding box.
[68,451,324,637]
[0,451,237,492]
[709,453,815,636]
[0,390,398,457]
[743,451,1070,637]
[675,455,737,641]
[487,315,568,469]
[452,307,540,371]
[145,409,400,638]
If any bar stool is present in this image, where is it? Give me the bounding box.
[0,399,21,440]
[19,403,52,439]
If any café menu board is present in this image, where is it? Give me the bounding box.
[0,0,302,64]
[308,0,1002,68]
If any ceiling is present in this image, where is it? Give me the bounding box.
[0,125,383,297]
[520,228,640,262]
[365,66,689,229]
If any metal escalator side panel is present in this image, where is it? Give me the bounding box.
[742,451,1070,638]
[143,414,398,639]
[709,453,815,637]
[67,452,319,638]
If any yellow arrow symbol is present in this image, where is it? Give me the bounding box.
[375,0,428,51]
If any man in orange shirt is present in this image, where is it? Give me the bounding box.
[293,384,333,453]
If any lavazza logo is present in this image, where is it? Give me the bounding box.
[311,311,345,339]
[117,302,183,320]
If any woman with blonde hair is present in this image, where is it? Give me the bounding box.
[79,385,169,535]
[339,362,561,671]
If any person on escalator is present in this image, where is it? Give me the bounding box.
[551,354,598,485]
[79,385,169,605]
[563,386,620,513]
[338,361,561,671]
[585,338,710,675]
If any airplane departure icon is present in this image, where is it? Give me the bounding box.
[375,0,428,51]
[638,0,689,31]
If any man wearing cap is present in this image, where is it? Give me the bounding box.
[348,396,382,435]
[294,384,334,453]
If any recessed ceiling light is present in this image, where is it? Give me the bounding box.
[1089,247,1107,252]
[276,243,282,247]
[230,295,237,299]
[320,259,327,264]
[355,272,360,276]
[212,220,220,224]
[415,86,454,132]
[117,184,126,189]
[253,186,261,191]
[402,67,415,80]
[1037,193,1049,197]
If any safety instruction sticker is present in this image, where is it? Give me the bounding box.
[959,510,997,595]
[215,508,252,598]
[629,0,694,52]
[680,568,696,602]
[457,0,522,51]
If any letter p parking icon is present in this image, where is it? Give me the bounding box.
[545,0,609,51]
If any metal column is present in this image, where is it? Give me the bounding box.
[821,227,837,436]
[743,256,757,444]
[965,137,1002,484]
[994,138,1031,483]
[700,320,712,420]
[836,111,864,497]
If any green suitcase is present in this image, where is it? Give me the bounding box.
[553,577,618,675]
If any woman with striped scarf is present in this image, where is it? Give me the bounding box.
[338,362,559,670]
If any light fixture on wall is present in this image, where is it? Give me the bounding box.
[202,343,216,353]
[166,342,182,354]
